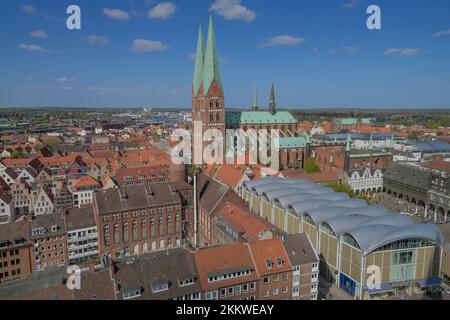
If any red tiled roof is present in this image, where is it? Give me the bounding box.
[214,165,246,189]
[216,203,272,242]
[72,176,100,191]
[248,238,292,276]
[194,242,258,291]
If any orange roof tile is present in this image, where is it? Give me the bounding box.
[194,242,258,291]
[248,238,292,276]
[216,203,272,242]
[72,176,100,191]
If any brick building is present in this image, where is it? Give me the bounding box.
[30,214,68,271]
[0,222,34,284]
[249,239,292,300]
[93,183,193,260]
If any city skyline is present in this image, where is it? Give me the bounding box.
[1,0,450,108]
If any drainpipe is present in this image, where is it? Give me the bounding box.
[193,173,198,248]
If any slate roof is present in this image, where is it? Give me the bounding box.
[94,183,181,215]
[113,248,201,300]
[384,163,430,191]
[283,233,319,266]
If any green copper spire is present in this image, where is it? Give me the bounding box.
[202,16,223,95]
[368,133,373,150]
[269,82,276,114]
[389,132,395,148]
[345,134,352,152]
[192,25,205,96]
[305,133,311,144]
[252,85,259,111]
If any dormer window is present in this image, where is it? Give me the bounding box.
[152,280,169,293]
[265,259,273,269]
[51,225,58,233]
[276,257,283,267]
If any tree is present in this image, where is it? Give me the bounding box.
[10,149,24,159]
[303,157,321,173]
[324,182,372,204]
[408,131,420,140]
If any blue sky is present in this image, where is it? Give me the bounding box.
[0,0,450,108]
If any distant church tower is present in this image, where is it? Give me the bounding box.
[192,17,226,164]
[269,82,276,115]
[252,85,259,111]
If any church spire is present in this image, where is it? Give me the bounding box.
[269,82,276,114]
[368,133,373,150]
[192,25,205,96]
[202,16,223,95]
[345,134,352,152]
[252,85,259,111]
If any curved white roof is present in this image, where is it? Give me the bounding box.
[321,199,368,210]
[323,214,412,238]
[243,177,282,190]
[288,198,335,217]
[306,203,374,226]
[262,186,320,202]
[274,189,333,209]
[251,183,287,196]
[343,223,444,255]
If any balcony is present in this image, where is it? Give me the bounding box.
[69,250,99,260]
[67,233,98,242]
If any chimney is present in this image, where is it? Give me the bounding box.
[88,259,96,274]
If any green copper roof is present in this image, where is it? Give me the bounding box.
[192,25,205,96]
[202,16,223,95]
[361,118,374,124]
[278,136,307,149]
[335,118,358,125]
[225,111,298,125]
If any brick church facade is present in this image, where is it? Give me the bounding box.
[191,17,310,170]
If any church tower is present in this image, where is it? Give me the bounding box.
[269,82,276,115]
[192,17,226,164]
[252,85,259,111]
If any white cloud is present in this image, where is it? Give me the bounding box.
[188,53,197,60]
[131,39,168,52]
[148,2,177,19]
[29,30,49,39]
[312,48,320,53]
[87,35,110,45]
[102,8,130,21]
[342,0,361,9]
[209,0,256,23]
[341,46,359,54]
[384,48,420,57]
[56,77,76,83]
[433,29,450,38]
[18,43,50,53]
[21,5,37,15]
[260,35,306,48]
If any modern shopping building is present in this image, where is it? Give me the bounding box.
[241,177,445,299]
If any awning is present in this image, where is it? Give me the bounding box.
[417,277,442,288]
[364,283,395,294]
